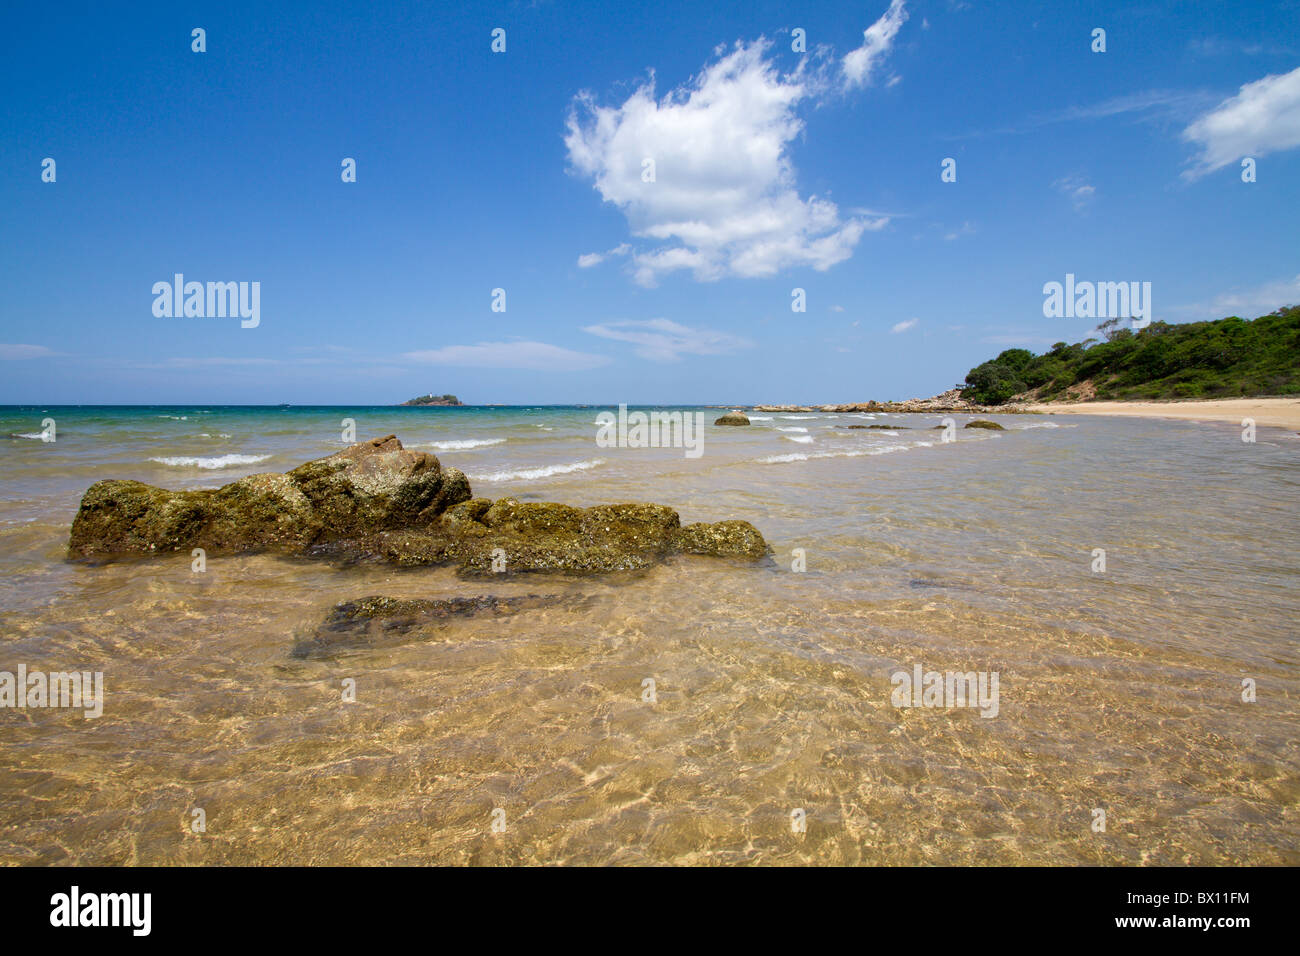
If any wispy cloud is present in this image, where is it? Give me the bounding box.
[577,243,630,268]
[582,319,753,361]
[842,0,909,90]
[949,89,1218,140]
[0,344,56,360]
[1182,66,1300,179]
[890,318,918,334]
[1053,175,1096,212]
[1167,273,1300,319]
[405,341,610,371]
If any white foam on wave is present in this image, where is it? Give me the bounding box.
[421,438,506,450]
[157,415,189,420]
[150,454,271,469]
[758,443,913,464]
[748,415,774,421]
[779,414,817,419]
[1017,421,1061,429]
[775,426,808,432]
[783,434,815,444]
[11,433,44,440]
[474,459,605,482]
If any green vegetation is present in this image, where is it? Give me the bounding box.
[962,306,1300,404]
[403,394,462,406]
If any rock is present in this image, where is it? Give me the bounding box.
[675,521,768,559]
[714,410,751,426]
[847,424,907,429]
[292,593,578,658]
[69,435,470,559]
[68,436,769,574]
[964,419,1005,430]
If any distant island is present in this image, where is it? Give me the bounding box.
[402,394,463,406]
[962,305,1299,405]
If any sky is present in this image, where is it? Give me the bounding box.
[2,0,1299,405]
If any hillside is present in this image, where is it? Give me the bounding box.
[961,306,1300,405]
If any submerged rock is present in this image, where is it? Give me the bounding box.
[847,424,907,429]
[292,593,574,657]
[68,435,768,573]
[964,419,1005,430]
[714,410,751,426]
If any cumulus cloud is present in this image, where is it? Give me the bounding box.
[890,318,918,333]
[0,344,55,359]
[1182,66,1300,179]
[843,0,909,89]
[565,16,903,287]
[404,341,610,371]
[582,319,753,361]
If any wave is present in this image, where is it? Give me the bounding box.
[420,438,506,450]
[747,415,773,421]
[775,426,808,432]
[779,414,817,419]
[149,454,271,469]
[474,459,605,482]
[758,443,912,464]
[9,433,45,440]
[783,434,815,444]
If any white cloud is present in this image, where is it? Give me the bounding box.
[0,344,55,360]
[1168,273,1300,319]
[1054,176,1096,211]
[577,243,630,268]
[405,341,610,371]
[842,0,909,90]
[565,35,893,286]
[890,318,918,333]
[830,304,845,312]
[582,318,753,361]
[1182,66,1300,178]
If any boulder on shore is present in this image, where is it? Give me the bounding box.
[714,410,751,426]
[67,435,768,573]
[963,419,1005,430]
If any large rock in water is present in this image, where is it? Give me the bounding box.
[714,410,750,426]
[67,435,768,573]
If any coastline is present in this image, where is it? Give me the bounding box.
[1022,397,1300,430]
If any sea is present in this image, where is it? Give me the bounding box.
[1,404,1297,864]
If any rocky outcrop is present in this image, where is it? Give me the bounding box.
[964,419,1005,430]
[68,435,769,573]
[751,389,1034,415]
[714,410,751,426]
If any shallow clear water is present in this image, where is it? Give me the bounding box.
[1,405,1297,864]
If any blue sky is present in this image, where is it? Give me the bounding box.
[2,0,1298,404]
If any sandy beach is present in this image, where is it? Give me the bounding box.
[1024,397,1300,430]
